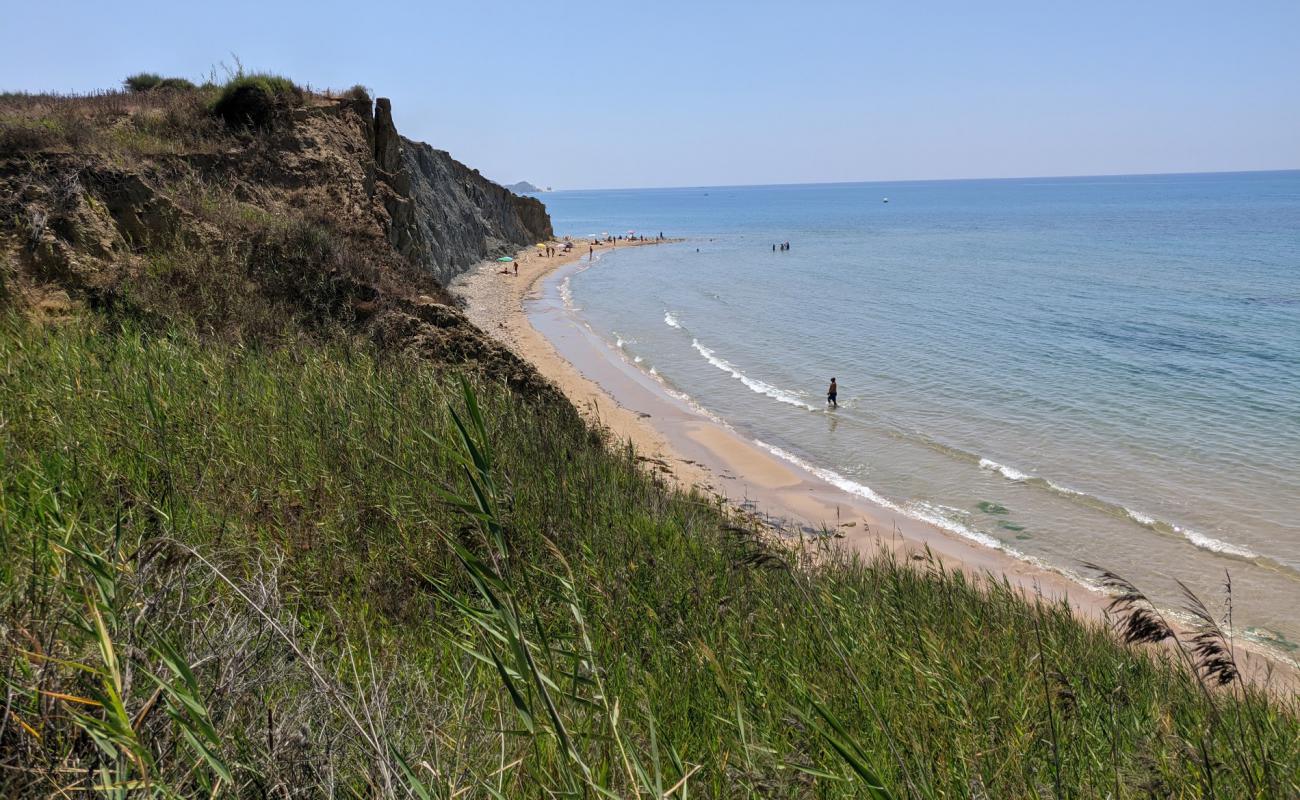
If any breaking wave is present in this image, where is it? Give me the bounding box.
[978,457,1030,482]
[691,339,816,410]
[976,457,1264,562]
[755,441,1022,556]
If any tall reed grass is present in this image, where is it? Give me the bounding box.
[1,317,1295,796]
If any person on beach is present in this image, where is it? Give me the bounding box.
[589,245,594,260]
[513,262,518,276]
[827,377,838,409]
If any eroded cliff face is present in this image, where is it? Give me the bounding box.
[372,98,552,284]
[0,89,563,402]
[2,92,551,301]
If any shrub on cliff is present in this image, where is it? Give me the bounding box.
[124,72,197,92]
[211,73,302,129]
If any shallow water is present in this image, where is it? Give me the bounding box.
[540,172,1300,656]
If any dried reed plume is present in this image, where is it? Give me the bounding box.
[1082,563,1174,645]
[1178,576,1239,687]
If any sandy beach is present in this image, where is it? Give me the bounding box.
[453,238,1294,687]
[453,240,718,495]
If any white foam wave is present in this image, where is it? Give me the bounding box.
[1121,508,1256,558]
[558,277,575,309]
[1176,526,1258,559]
[978,457,1030,482]
[691,339,816,410]
[663,311,682,329]
[634,356,643,363]
[1045,479,1084,496]
[755,441,1019,555]
[975,456,1094,498]
[1125,508,1156,526]
[909,502,1007,551]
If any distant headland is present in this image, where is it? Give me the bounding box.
[506,180,548,193]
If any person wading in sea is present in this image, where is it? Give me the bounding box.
[827,377,838,409]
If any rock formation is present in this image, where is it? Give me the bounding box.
[368,97,552,284]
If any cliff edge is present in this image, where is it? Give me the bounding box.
[0,83,556,396]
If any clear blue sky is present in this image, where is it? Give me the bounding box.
[4,1,1298,189]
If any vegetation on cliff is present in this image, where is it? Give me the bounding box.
[0,78,1296,797]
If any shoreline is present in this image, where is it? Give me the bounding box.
[452,238,1296,690]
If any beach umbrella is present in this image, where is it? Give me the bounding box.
[496,256,513,263]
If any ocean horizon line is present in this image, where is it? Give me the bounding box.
[544,166,1300,195]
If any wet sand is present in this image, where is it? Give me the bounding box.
[453,238,1295,690]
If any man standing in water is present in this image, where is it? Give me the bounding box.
[827,377,838,409]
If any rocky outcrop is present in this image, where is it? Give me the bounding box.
[370,97,552,284]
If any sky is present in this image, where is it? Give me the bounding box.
[4,1,1299,189]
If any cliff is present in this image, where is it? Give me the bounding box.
[0,84,556,395]
[371,97,552,283]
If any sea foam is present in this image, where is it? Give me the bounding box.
[980,459,1259,560]
[1177,526,1258,559]
[755,441,1018,555]
[978,457,1030,482]
[691,339,816,410]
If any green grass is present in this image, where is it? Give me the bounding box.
[1,316,1296,797]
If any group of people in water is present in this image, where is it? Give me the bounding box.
[772,241,791,251]
[585,231,670,259]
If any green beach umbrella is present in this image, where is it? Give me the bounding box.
[496,256,513,263]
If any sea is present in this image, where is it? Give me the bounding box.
[537,171,1300,659]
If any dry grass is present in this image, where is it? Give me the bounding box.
[0,88,226,159]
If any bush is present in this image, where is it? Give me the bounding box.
[124,73,196,93]
[157,77,197,91]
[210,73,302,129]
[124,72,163,92]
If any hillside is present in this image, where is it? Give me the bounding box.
[1,80,549,351]
[0,77,1296,798]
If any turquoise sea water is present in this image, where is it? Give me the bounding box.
[539,172,1300,655]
